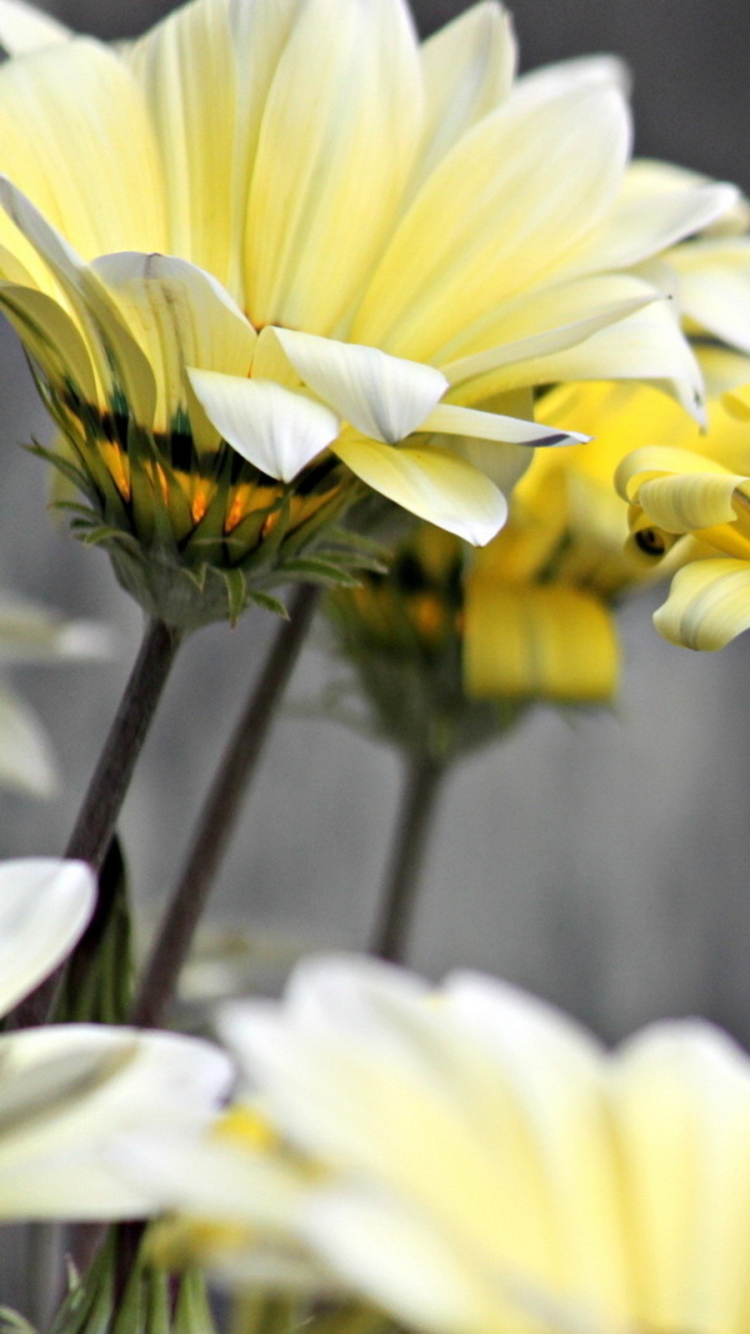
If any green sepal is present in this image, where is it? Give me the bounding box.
[222,567,249,625]
[246,589,290,619]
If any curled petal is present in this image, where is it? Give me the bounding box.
[653,558,750,650]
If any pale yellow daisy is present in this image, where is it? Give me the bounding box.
[129,954,750,1334]
[0,0,734,625]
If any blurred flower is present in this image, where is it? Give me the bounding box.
[0,0,734,626]
[0,590,112,797]
[0,855,232,1220]
[133,954,750,1334]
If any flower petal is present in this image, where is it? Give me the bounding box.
[422,402,588,447]
[0,858,94,1015]
[440,274,659,384]
[272,328,448,443]
[0,39,166,260]
[245,0,422,334]
[92,252,256,439]
[612,1021,750,1330]
[128,0,237,293]
[464,580,619,700]
[187,369,340,482]
[0,0,70,55]
[351,76,630,360]
[414,1,516,189]
[652,558,750,650]
[0,1026,233,1219]
[0,685,57,798]
[333,435,507,545]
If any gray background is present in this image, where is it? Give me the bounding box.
[1,0,750,1054]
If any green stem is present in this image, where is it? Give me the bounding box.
[11,617,182,1029]
[370,751,445,964]
[131,584,320,1029]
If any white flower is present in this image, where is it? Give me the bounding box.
[0,856,233,1220]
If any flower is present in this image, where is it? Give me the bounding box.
[615,388,750,650]
[0,0,734,626]
[130,954,750,1334]
[0,589,112,796]
[0,855,232,1220]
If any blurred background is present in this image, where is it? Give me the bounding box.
[1,0,749,1064]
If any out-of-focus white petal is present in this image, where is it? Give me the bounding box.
[272,329,448,444]
[0,1026,233,1220]
[0,0,71,54]
[0,594,113,663]
[188,369,340,482]
[0,685,57,798]
[0,858,95,1015]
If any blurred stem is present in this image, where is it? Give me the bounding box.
[11,617,182,1029]
[371,751,446,963]
[131,584,320,1029]
[26,1222,60,1332]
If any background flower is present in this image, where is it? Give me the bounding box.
[136,954,750,1334]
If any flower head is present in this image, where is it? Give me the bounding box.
[0,0,733,626]
[0,856,232,1220]
[132,954,750,1334]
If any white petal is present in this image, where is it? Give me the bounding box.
[272,329,448,443]
[422,402,588,446]
[0,0,71,54]
[0,858,95,1015]
[0,1026,233,1220]
[188,369,340,482]
[0,684,57,798]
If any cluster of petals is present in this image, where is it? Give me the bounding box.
[0,856,231,1220]
[131,953,750,1334]
[0,0,740,543]
[615,382,750,650]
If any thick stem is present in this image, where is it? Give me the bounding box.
[11,617,182,1030]
[131,584,319,1029]
[371,751,445,964]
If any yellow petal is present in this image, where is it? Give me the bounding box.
[652,558,750,650]
[351,77,630,360]
[414,1,515,189]
[441,274,658,385]
[333,435,507,545]
[612,1022,750,1332]
[615,445,742,504]
[0,280,97,404]
[0,39,166,260]
[92,252,256,439]
[245,0,422,334]
[464,580,619,699]
[128,0,237,293]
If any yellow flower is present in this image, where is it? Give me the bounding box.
[615,383,750,650]
[127,954,750,1334]
[0,0,735,625]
